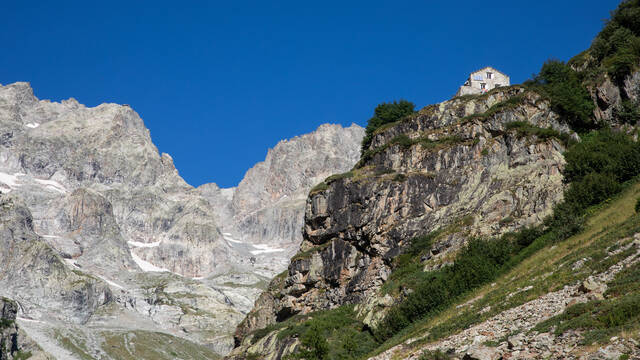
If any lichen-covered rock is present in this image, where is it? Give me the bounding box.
[232,87,572,357]
[589,70,640,125]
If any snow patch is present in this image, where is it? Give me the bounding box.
[34,178,67,193]
[40,234,61,238]
[25,122,40,128]
[128,240,161,248]
[64,259,80,269]
[64,259,124,289]
[130,250,169,272]
[0,172,67,194]
[223,233,243,244]
[96,275,124,290]
[250,243,285,255]
[16,317,45,324]
[0,172,20,193]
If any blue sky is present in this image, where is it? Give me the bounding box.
[2,1,620,187]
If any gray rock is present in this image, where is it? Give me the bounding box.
[463,345,500,360]
[579,277,607,299]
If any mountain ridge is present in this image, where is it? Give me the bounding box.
[0,81,364,358]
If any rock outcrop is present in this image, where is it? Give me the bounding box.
[1,297,52,360]
[0,195,112,324]
[589,70,640,125]
[230,86,571,358]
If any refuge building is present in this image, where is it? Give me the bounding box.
[456,67,510,96]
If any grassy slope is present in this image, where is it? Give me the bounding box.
[54,329,221,360]
[371,180,640,358]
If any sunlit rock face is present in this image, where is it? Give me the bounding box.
[230,86,572,359]
[0,82,364,357]
[200,123,365,275]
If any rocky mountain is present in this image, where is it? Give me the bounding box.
[229,2,640,357]
[0,81,364,359]
[198,123,365,274]
[229,85,573,359]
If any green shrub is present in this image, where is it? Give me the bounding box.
[563,130,640,185]
[585,1,640,85]
[418,350,450,360]
[604,50,639,83]
[636,198,640,213]
[325,171,354,184]
[504,121,570,143]
[564,172,621,209]
[280,305,378,360]
[393,173,407,182]
[361,100,415,154]
[0,318,14,329]
[615,99,640,124]
[309,182,329,195]
[611,0,640,36]
[528,60,596,132]
[375,237,517,341]
[298,323,329,359]
[390,134,414,149]
[544,129,640,241]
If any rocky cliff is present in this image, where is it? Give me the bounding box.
[1,297,52,360]
[199,123,365,275]
[229,86,573,358]
[0,82,364,358]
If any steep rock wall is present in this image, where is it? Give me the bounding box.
[230,87,571,358]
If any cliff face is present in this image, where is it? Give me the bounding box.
[588,71,640,125]
[198,123,365,275]
[230,87,572,358]
[0,82,230,278]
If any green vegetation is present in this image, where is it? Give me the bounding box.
[418,350,450,360]
[0,318,14,329]
[526,60,596,131]
[546,129,640,240]
[309,182,329,195]
[588,0,640,84]
[534,261,640,345]
[54,330,95,360]
[374,229,543,341]
[380,231,440,296]
[325,171,355,184]
[615,99,640,124]
[460,92,528,123]
[250,305,378,360]
[361,100,416,154]
[100,330,221,360]
[504,121,571,144]
[13,351,32,360]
